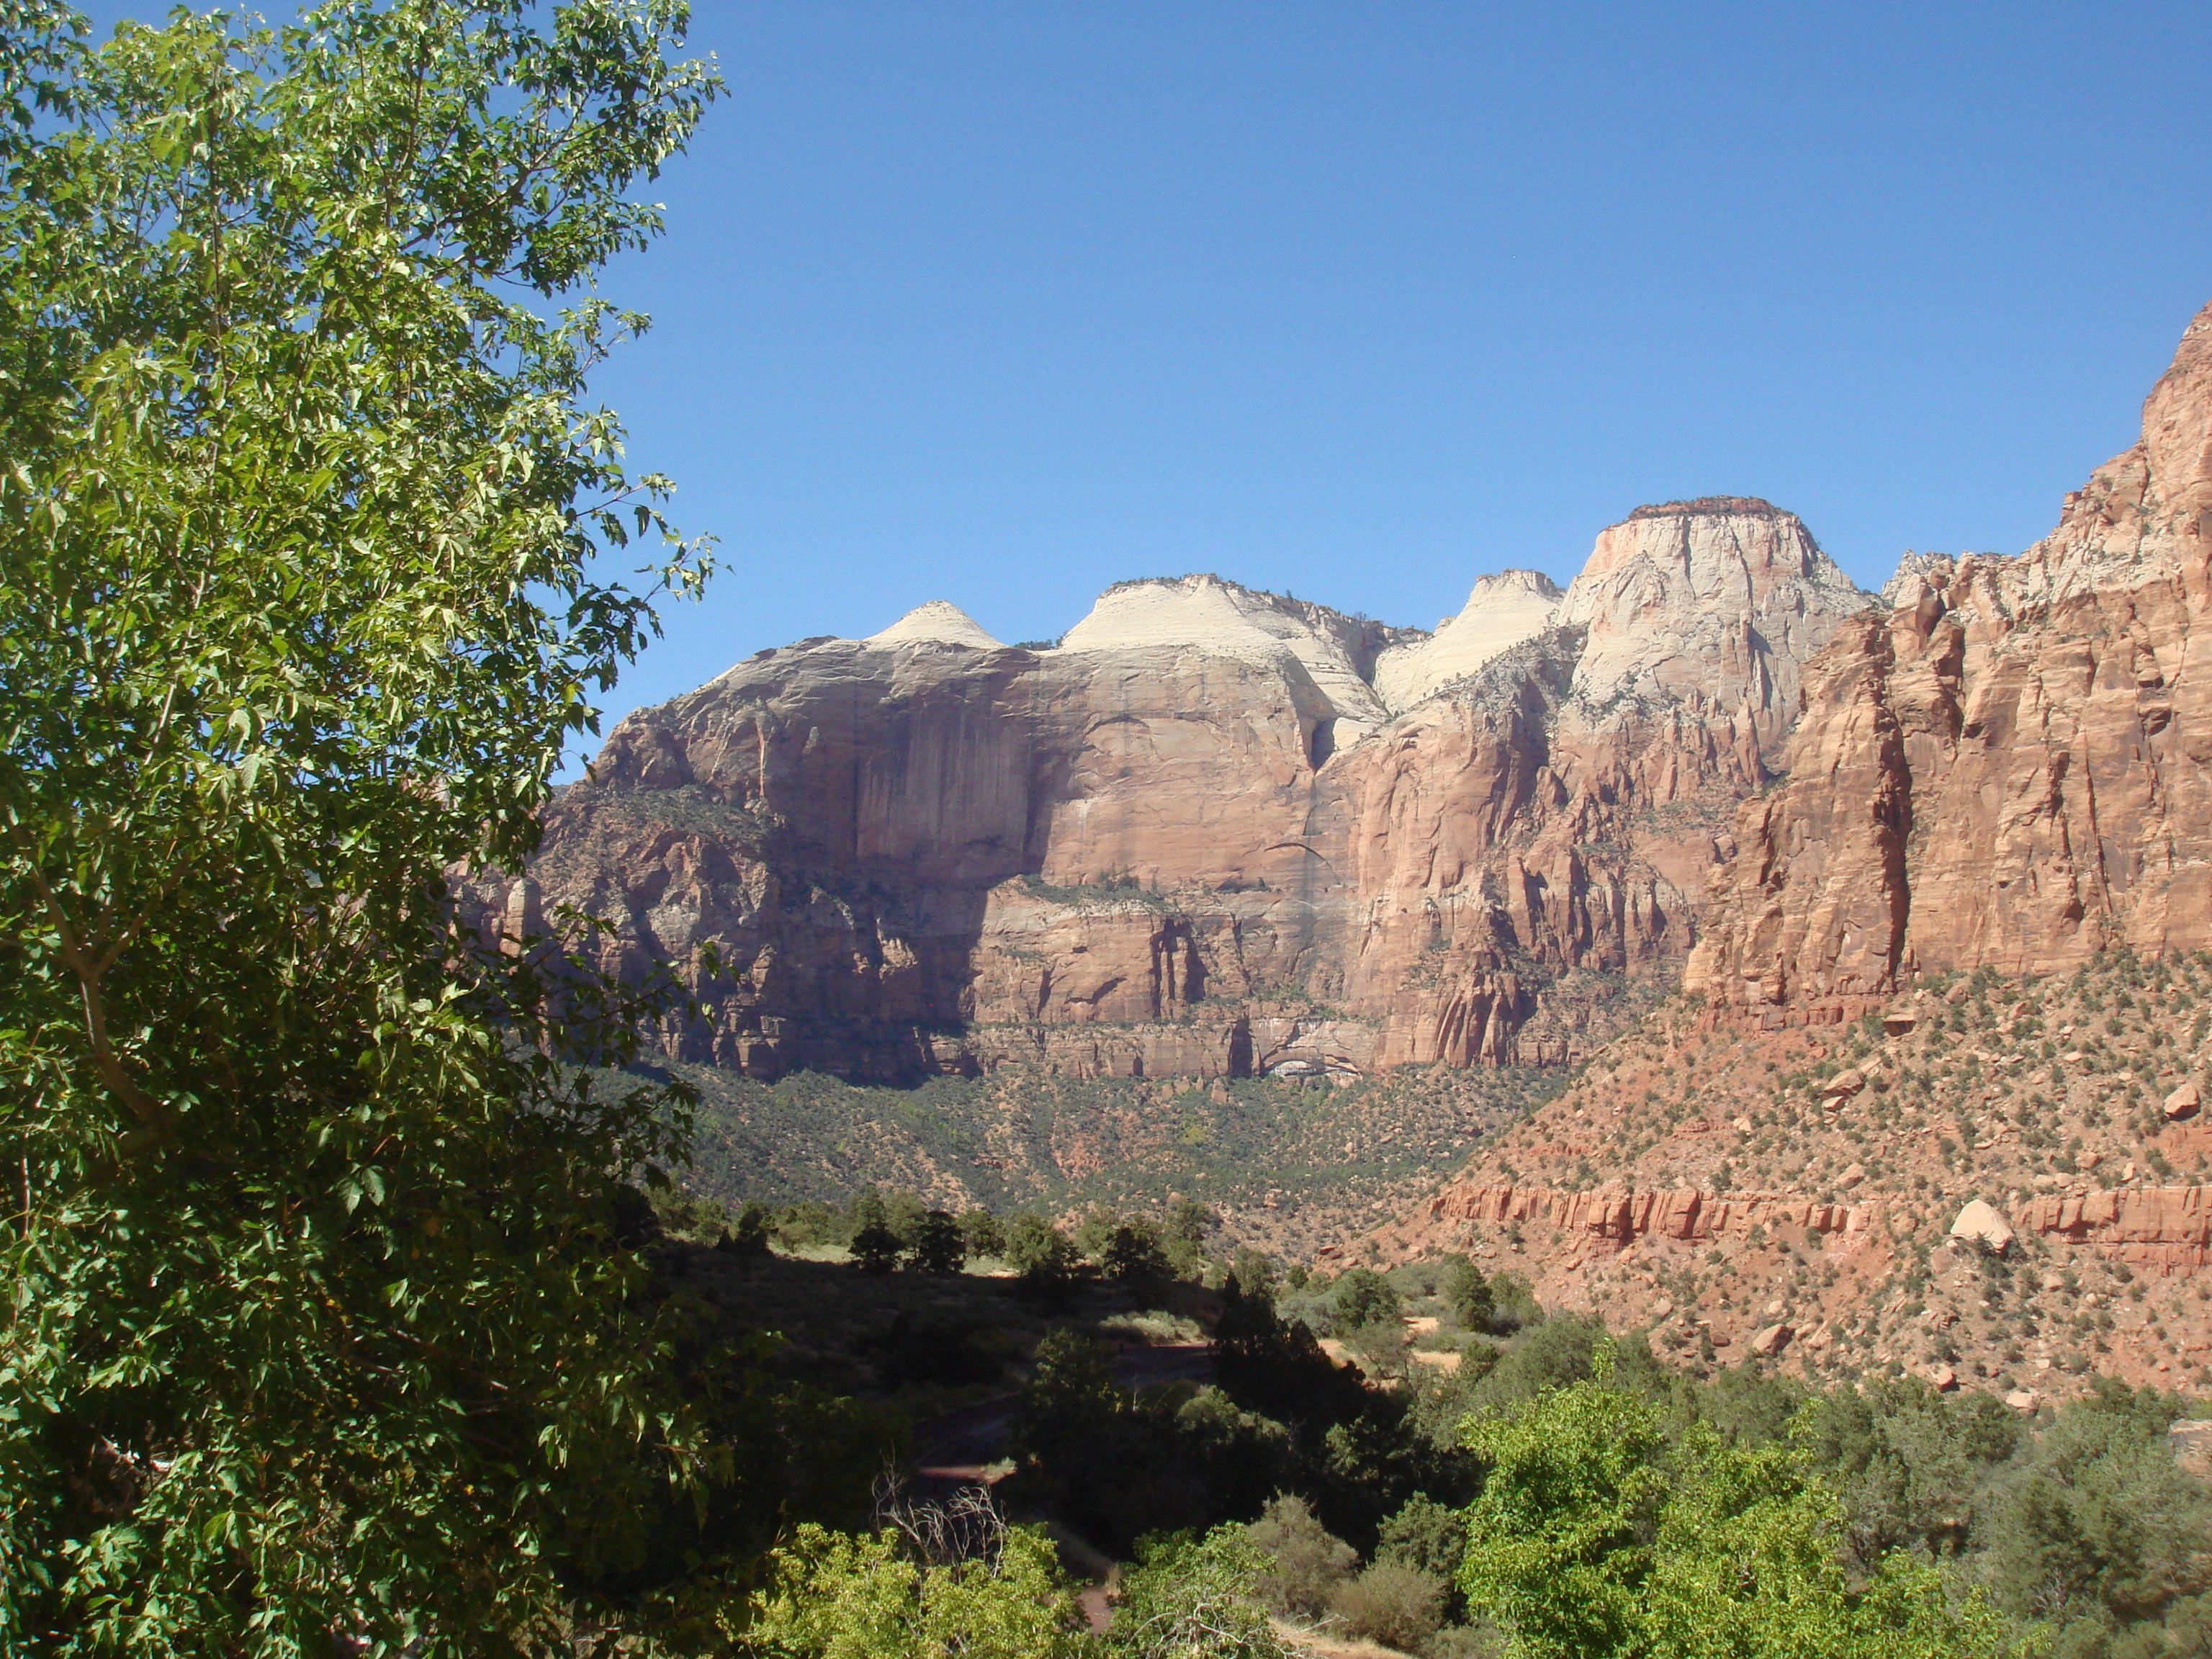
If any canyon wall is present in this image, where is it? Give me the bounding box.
[1364,301,2212,1392]
[1687,299,2212,1020]
[503,504,1871,1079]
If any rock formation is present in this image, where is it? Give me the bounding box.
[1372,570,1561,711]
[1366,949,2212,1391]
[1686,299,2212,1020]
[500,504,1871,1079]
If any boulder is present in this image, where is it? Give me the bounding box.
[1818,1068,1865,1100]
[1749,1323,1794,1358]
[2169,1419,2212,1477]
[2005,1390,2040,1412]
[1949,1199,2015,1255]
[2165,1082,2201,1121]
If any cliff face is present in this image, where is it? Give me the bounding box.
[1333,501,1869,1069]
[508,508,1871,1080]
[1364,301,2212,1394]
[1687,300,2212,1019]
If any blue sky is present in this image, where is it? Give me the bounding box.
[83,1,2212,766]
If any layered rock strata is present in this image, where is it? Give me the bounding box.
[1687,299,2212,1020]
[1368,946,2212,1391]
[505,508,1871,1079]
[1413,1182,1871,1246]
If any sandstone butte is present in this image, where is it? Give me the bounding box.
[500,500,1870,1084]
[1364,297,2212,1394]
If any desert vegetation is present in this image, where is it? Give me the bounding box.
[640,1179,2212,1657]
[673,1057,1562,1259]
[1419,949,2212,1393]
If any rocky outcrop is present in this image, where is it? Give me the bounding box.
[1948,1199,2014,1254]
[508,503,1871,1079]
[866,599,1002,649]
[2018,1185,2212,1272]
[1688,300,2212,1016]
[1373,570,1561,711]
[1556,498,1868,763]
[1327,500,1871,1069]
[1404,1180,1869,1245]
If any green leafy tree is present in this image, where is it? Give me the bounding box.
[724,1199,773,1256]
[741,1522,1085,1659]
[1076,1204,1124,1262]
[1227,1246,1278,1300]
[1168,1197,1219,1246]
[1442,1256,1495,1331]
[1981,1380,2212,1637]
[1000,1210,1063,1273]
[1331,1267,1403,1332]
[959,1205,1007,1259]
[1161,1198,1215,1277]
[1104,1219,1171,1282]
[850,1220,903,1274]
[0,1,739,1648]
[848,1184,893,1242]
[1004,1213,1083,1301]
[1456,1352,2023,1659]
[881,1186,931,1248]
[1803,1376,2020,1568]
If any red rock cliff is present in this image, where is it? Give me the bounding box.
[505,503,1869,1079]
[1687,299,2212,1017]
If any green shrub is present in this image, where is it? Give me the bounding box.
[1485,1272,1545,1335]
[1333,1267,1403,1332]
[746,1521,1085,1658]
[1331,1561,1446,1651]
[1111,1527,1287,1658]
[1442,1256,1494,1331]
[1244,1493,1357,1619]
[1377,1493,1467,1581]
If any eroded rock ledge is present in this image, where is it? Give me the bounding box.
[1404,1180,2212,1272]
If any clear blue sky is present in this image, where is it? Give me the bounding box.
[86,1,2212,768]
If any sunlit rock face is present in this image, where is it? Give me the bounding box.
[1689,298,2212,1020]
[1373,569,1562,713]
[499,509,1874,1079]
